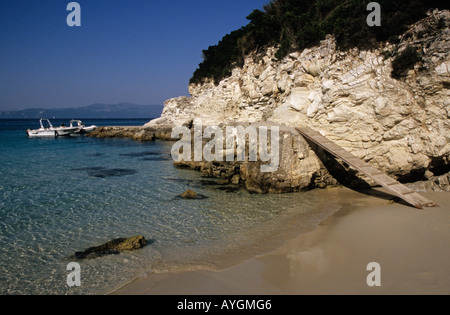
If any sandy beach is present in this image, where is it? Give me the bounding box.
[113,188,450,295]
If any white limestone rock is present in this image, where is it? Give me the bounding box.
[147,10,450,189]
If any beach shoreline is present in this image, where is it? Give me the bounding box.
[112,188,450,295]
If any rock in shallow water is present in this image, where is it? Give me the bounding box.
[72,236,148,260]
[177,189,208,200]
[179,189,198,199]
[87,127,156,141]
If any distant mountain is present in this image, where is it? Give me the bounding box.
[0,103,164,119]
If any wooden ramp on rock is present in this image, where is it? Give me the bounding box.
[297,127,438,209]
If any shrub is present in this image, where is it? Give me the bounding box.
[391,46,421,79]
[190,0,449,85]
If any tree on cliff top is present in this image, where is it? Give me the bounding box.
[190,0,449,85]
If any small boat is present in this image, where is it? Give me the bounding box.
[26,119,81,138]
[70,120,98,134]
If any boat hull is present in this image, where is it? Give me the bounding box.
[70,120,98,134]
[26,119,95,138]
[27,127,80,138]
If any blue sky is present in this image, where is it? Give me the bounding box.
[0,0,269,111]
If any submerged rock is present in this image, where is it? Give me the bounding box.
[119,151,160,157]
[72,235,148,260]
[71,167,137,178]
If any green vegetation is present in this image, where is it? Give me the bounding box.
[391,46,422,79]
[190,0,448,85]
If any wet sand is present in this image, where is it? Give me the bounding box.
[113,188,450,295]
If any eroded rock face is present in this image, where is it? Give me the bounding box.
[171,122,338,193]
[145,11,450,191]
[407,171,450,192]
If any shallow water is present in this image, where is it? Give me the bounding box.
[0,119,340,295]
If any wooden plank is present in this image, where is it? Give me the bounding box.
[388,185,415,195]
[297,127,438,209]
[371,174,399,185]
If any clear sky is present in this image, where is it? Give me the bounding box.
[0,0,269,111]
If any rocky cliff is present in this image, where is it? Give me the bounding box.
[146,10,449,193]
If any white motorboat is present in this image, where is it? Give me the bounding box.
[26,119,81,138]
[70,120,98,134]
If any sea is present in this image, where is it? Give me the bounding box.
[0,119,340,295]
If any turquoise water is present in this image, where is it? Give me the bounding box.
[0,119,340,295]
